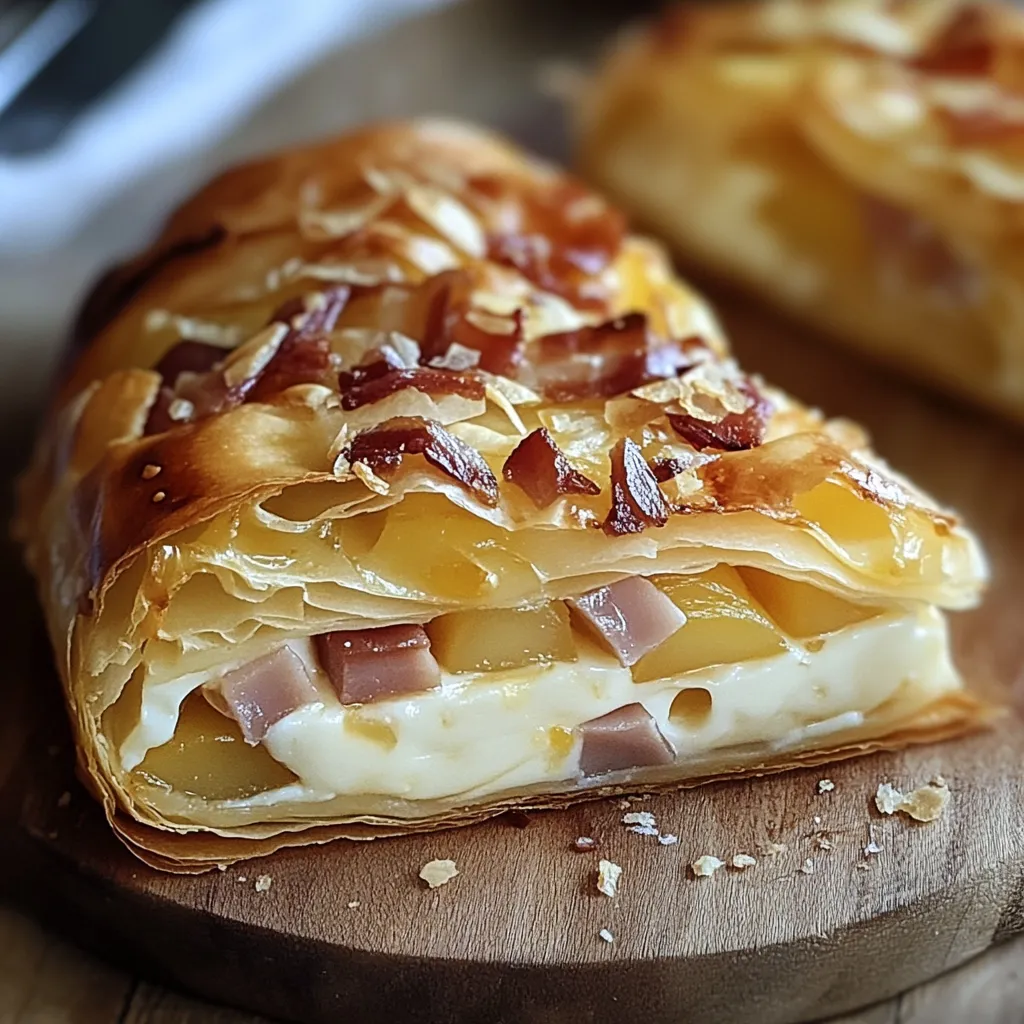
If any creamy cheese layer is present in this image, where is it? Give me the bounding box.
[123,604,956,815]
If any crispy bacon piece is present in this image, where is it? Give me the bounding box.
[649,456,690,483]
[602,437,672,536]
[270,284,351,336]
[667,382,770,452]
[315,624,441,704]
[204,646,320,744]
[528,313,699,401]
[340,367,484,411]
[153,340,226,383]
[420,271,524,376]
[471,174,625,310]
[912,6,993,77]
[346,416,500,506]
[502,427,600,508]
[246,335,334,403]
[578,703,675,777]
[567,577,686,668]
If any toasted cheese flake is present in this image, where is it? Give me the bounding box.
[691,855,725,878]
[419,859,459,889]
[731,853,757,870]
[254,874,273,893]
[221,323,288,389]
[352,461,391,495]
[597,859,622,897]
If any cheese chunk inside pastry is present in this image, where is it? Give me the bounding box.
[577,0,1024,420]
[15,119,987,868]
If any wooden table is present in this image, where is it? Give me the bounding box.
[2,905,1022,1024]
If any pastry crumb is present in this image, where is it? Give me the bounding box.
[817,779,835,794]
[798,858,814,875]
[874,782,903,815]
[760,842,788,857]
[856,862,872,871]
[573,836,597,852]
[622,811,656,828]
[617,799,632,810]
[599,928,615,944]
[237,875,248,883]
[815,836,834,851]
[628,824,660,837]
[864,839,883,856]
[875,780,950,822]
[691,855,725,878]
[898,782,951,822]
[420,859,459,889]
[347,900,360,909]
[657,833,679,846]
[731,853,757,870]
[813,815,821,826]
[597,859,622,897]
[254,874,273,893]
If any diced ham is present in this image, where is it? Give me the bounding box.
[578,703,675,777]
[204,646,320,745]
[315,624,441,705]
[567,577,686,668]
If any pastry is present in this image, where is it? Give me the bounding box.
[15,119,988,870]
[577,0,1024,419]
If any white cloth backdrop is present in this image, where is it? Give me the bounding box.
[0,0,449,393]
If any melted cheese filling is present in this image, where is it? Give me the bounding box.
[123,600,957,820]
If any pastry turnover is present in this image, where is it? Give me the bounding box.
[577,0,1024,420]
[16,120,987,870]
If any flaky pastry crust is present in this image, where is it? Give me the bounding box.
[14,119,988,869]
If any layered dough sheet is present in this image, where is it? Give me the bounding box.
[120,566,957,830]
[14,119,989,868]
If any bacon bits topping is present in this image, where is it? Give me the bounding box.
[340,367,484,411]
[271,284,351,336]
[912,6,994,77]
[578,703,675,777]
[667,382,770,452]
[153,340,226,383]
[420,271,524,376]
[470,174,625,310]
[567,577,686,668]
[502,428,599,509]
[603,437,672,536]
[315,624,441,704]
[346,416,500,506]
[526,313,696,402]
[203,646,320,745]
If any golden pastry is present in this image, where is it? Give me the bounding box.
[16,120,988,870]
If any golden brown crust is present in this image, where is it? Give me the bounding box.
[14,117,989,869]
[577,0,1024,420]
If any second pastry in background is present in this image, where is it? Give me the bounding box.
[576,0,1024,420]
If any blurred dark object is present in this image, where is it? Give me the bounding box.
[0,0,199,156]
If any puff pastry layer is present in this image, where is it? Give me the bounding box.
[16,119,988,870]
[578,0,1024,419]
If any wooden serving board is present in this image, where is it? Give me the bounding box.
[1,288,1023,1024]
